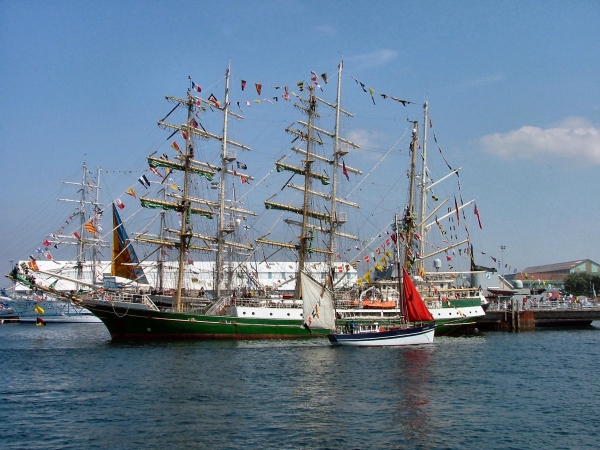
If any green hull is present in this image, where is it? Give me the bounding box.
[433,317,480,336]
[84,301,330,341]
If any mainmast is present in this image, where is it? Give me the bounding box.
[257,64,361,296]
[215,65,232,302]
[57,160,102,289]
[296,86,317,297]
[327,59,361,275]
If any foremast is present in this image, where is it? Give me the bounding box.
[397,120,420,317]
[141,68,253,312]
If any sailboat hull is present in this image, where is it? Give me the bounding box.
[83,300,330,340]
[328,323,435,346]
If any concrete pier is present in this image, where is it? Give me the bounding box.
[477,307,600,332]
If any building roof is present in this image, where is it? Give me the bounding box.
[521,259,594,274]
[513,272,567,282]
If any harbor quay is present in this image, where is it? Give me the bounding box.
[476,298,600,332]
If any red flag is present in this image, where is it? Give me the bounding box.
[364,255,371,263]
[73,231,81,240]
[474,203,483,229]
[342,160,349,181]
[255,83,262,95]
[171,141,181,153]
[116,199,125,210]
[42,239,51,247]
[240,175,249,184]
[241,80,246,91]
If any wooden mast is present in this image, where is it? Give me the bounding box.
[174,94,195,313]
[398,120,420,317]
[294,86,316,299]
[215,65,231,302]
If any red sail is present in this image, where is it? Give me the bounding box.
[403,267,434,322]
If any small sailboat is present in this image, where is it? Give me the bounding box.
[328,267,434,346]
[328,121,435,346]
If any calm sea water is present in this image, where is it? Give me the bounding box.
[1,322,599,450]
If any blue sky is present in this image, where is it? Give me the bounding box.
[1,0,599,281]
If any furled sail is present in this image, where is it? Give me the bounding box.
[111,203,149,284]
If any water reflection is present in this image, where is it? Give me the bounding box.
[394,346,435,446]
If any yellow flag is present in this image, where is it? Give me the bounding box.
[356,278,364,288]
[375,263,383,271]
[126,186,136,198]
[385,250,392,258]
[34,304,45,315]
[84,221,97,234]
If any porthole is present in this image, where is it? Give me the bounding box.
[270,313,273,316]
[287,313,290,316]
[243,312,246,315]
[252,312,255,315]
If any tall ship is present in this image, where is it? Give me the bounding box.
[66,65,348,340]
[335,102,487,335]
[4,162,102,323]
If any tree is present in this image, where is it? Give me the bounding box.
[564,272,600,296]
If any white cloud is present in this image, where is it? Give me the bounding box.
[346,50,398,70]
[480,117,600,166]
[347,128,385,150]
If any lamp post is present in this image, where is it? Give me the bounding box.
[500,246,506,277]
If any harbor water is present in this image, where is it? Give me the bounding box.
[1,322,599,449]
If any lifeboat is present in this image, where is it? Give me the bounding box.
[362,300,397,309]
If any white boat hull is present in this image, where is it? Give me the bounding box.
[2,298,101,323]
[328,323,435,346]
[19,315,101,324]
